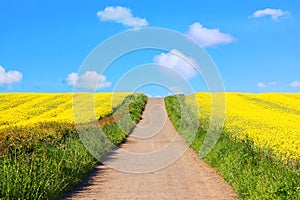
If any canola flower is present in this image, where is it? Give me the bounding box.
[0,93,130,129]
[193,93,300,161]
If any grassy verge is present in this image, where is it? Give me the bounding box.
[0,93,147,200]
[165,95,300,199]
[102,93,148,145]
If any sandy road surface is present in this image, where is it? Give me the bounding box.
[63,98,238,200]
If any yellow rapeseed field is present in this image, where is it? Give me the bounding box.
[0,93,129,130]
[193,93,300,161]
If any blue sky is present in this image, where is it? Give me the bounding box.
[0,0,299,96]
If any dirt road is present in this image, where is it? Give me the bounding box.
[64,98,238,200]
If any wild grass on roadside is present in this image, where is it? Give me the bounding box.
[0,123,96,200]
[165,95,300,200]
[0,93,147,200]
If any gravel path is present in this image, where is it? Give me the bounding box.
[63,98,238,200]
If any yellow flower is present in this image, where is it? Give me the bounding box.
[193,92,300,161]
[0,92,130,129]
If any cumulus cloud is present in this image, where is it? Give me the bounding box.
[257,81,277,88]
[153,49,199,80]
[289,80,300,88]
[97,6,149,28]
[65,71,111,90]
[0,65,23,88]
[186,22,235,47]
[250,8,290,21]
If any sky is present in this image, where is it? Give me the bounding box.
[0,0,300,96]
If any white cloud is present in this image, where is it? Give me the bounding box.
[289,80,300,88]
[65,72,78,87]
[0,65,23,88]
[65,71,111,90]
[97,6,149,28]
[153,49,199,80]
[257,81,277,88]
[186,22,235,47]
[169,86,184,95]
[257,82,267,88]
[250,8,290,21]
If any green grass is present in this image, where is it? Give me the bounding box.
[0,123,96,200]
[0,93,147,200]
[165,95,300,200]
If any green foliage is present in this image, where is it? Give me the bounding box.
[165,95,300,200]
[165,95,182,130]
[103,93,147,146]
[0,93,147,200]
[165,95,199,146]
[0,124,96,200]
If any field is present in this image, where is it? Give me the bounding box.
[165,93,300,199]
[0,93,147,199]
[0,93,130,129]
[1,92,300,199]
[194,93,300,161]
